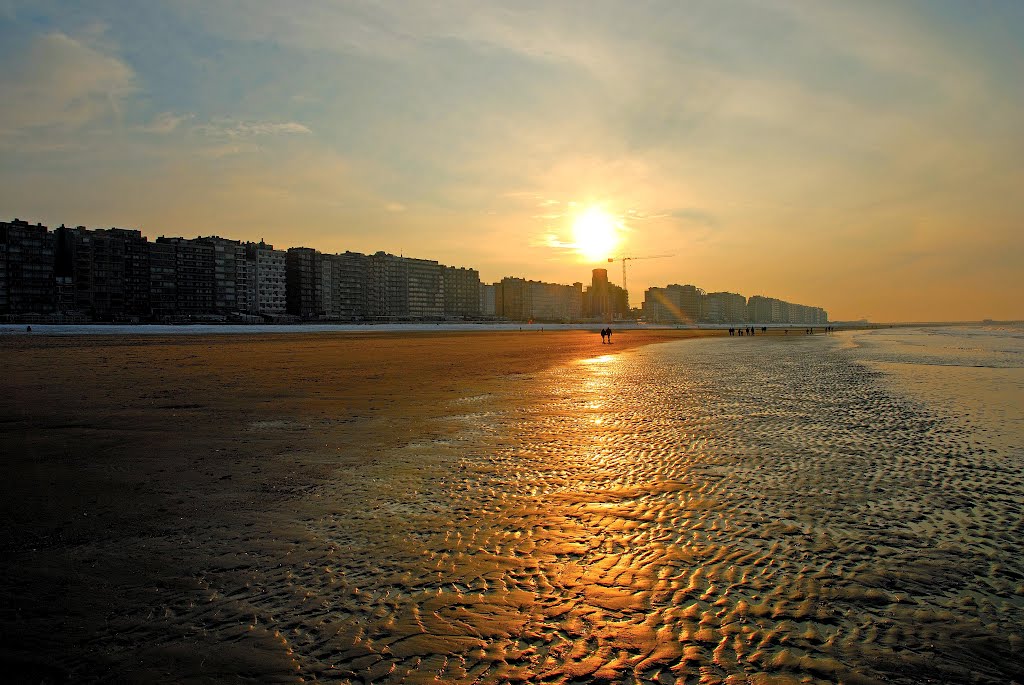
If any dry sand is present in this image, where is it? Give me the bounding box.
[0,327,719,681]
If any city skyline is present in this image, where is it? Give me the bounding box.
[2,2,1023,322]
[2,217,829,325]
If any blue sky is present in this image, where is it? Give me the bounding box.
[2,1,1022,320]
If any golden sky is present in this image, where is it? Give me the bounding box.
[2,1,1022,321]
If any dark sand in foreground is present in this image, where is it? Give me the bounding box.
[0,328,719,681]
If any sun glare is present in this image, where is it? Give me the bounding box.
[572,207,620,262]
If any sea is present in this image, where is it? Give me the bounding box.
[7,324,1024,683]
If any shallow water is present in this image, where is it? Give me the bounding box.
[14,328,1024,683]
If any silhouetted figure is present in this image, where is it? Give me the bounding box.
[729,327,734,336]
[607,328,613,344]
[26,325,32,333]
[600,328,606,344]
[762,326,767,333]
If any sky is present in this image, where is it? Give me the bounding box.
[1,1,1022,322]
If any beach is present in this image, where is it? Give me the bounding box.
[1,328,717,682]
[2,326,1021,684]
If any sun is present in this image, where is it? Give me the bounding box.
[572,207,620,262]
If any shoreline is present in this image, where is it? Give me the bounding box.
[3,318,1016,339]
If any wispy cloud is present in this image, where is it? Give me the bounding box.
[143,111,194,134]
[671,209,719,229]
[0,31,135,135]
[192,118,312,138]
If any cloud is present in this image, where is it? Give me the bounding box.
[0,31,135,135]
[172,1,614,71]
[193,118,312,138]
[143,111,194,134]
[671,208,720,229]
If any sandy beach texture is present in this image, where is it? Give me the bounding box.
[3,326,1021,684]
[0,328,717,681]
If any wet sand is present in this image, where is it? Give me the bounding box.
[0,328,718,682]
[5,327,1018,685]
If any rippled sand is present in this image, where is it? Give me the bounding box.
[3,331,1022,683]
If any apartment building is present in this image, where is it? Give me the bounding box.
[149,241,177,320]
[0,219,54,317]
[320,251,370,320]
[495,276,582,322]
[286,247,322,319]
[442,266,481,319]
[643,284,703,323]
[365,252,445,320]
[702,291,747,324]
[245,241,286,318]
[155,237,215,317]
[479,283,497,317]
[197,236,246,314]
[528,280,583,322]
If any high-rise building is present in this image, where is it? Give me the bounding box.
[746,295,775,324]
[235,244,251,314]
[245,241,286,318]
[495,277,581,322]
[583,268,627,320]
[317,251,371,321]
[642,284,703,323]
[702,291,747,324]
[156,237,215,317]
[52,225,76,316]
[286,247,323,319]
[366,252,445,320]
[367,252,404,320]
[197,236,245,314]
[0,219,55,317]
[479,283,497,317]
[587,268,610,320]
[442,265,481,319]
[118,228,151,320]
[406,257,444,319]
[148,241,177,321]
[527,280,582,322]
[745,295,827,324]
[58,226,150,321]
[495,277,526,321]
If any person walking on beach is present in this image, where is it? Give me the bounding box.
[600,328,607,344]
[606,327,612,344]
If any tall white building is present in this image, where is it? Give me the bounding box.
[245,241,286,317]
[479,283,497,317]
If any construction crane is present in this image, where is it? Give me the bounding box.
[607,254,673,297]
